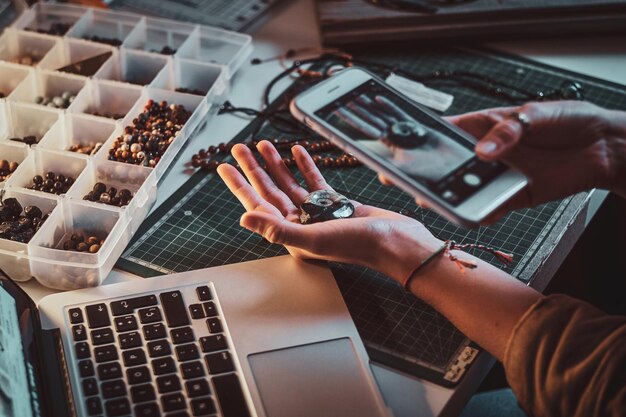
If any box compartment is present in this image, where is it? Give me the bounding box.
[67,9,140,46]
[69,159,156,233]
[0,28,59,66]
[177,26,252,78]
[9,69,86,109]
[151,58,227,99]
[0,62,32,98]
[28,201,130,289]
[6,148,87,195]
[38,38,116,76]
[68,78,142,120]
[0,141,29,188]
[0,188,58,281]
[38,113,118,156]
[4,102,60,145]
[12,3,85,36]
[123,18,195,55]
[95,49,169,86]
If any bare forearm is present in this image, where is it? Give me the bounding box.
[406,252,541,362]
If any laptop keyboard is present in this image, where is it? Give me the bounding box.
[67,285,251,417]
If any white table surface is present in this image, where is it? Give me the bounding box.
[18,1,626,416]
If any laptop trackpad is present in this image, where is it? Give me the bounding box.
[248,338,382,417]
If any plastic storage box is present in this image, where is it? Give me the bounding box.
[0,3,252,289]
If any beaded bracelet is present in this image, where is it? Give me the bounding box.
[402,240,514,291]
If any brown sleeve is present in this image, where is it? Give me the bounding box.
[503,294,626,417]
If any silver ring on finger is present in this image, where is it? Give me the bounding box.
[509,111,531,134]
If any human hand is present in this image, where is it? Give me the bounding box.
[450,101,626,219]
[217,140,442,283]
[380,101,626,223]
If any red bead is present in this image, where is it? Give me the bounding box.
[208,145,216,154]
[198,149,207,158]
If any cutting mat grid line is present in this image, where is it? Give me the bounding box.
[119,47,626,380]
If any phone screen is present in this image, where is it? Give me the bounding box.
[314,79,507,206]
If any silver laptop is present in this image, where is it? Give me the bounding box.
[0,256,391,417]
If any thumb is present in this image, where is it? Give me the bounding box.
[240,211,316,248]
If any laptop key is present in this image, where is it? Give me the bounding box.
[110,295,158,316]
[157,374,182,393]
[143,323,166,340]
[189,304,205,319]
[134,402,160,417]
[72,324,87,341]
[205,351,234,374]
[161,392,186,412]
[199,334,227,353]
[206,317,223,334]
[191,397,216,416]
[131,383,156,403]
[75,342,91,359]
[202,302,218,317]
[181,361,205,379]
[85,303,110,329]
[86,397,102,415]
[114,315,137,332]
[105,398,130,417]
[139,306,162,324]
[152,357,176,375]
[69,307,84,324]
[148,339,171,358]
[168,412,190,417]
[176,343,199,362]
[126,365,151,385]
[213,373,251,417]
[97,362,122,380]
[170,326,195,344]
[78,359,95,377]
[101,379,127,399]
[119,331,142,349]
[196,286,212,301]
[91,327,114,345]
[160,291,190,328]
[94,344,118,363]
[122,348,146,367]
[82,378,99,396]
[185,378,211,398]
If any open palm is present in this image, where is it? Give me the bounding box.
[217,141,441,283]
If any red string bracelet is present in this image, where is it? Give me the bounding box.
[402,240,514,291]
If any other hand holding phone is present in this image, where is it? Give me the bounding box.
[290,67,528,228]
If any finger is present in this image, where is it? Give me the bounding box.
[291,145,334,192]
[378,173,394,186]
[256,140,309,205]
[446,107,514,139]
[474,117,524,161]
[231,143,297,216]
[240,211,320,249]
[216,163,283,217]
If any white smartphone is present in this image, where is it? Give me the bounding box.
[290,67,528,228]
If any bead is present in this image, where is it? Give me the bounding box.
[89,244,100,253]
[76,242,88,252]
[99,193,111,204]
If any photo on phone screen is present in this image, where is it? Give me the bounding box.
[314,79,508,206]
